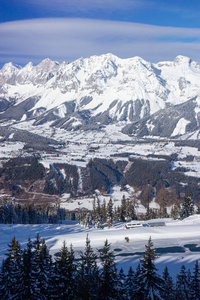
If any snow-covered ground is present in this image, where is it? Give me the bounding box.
[11,122,200,176]
[60,185,147,214]
[1,215,200,278]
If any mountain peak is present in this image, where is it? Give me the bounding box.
[1,62,21,72]
[173,55,192,66]
[37,58,59,70]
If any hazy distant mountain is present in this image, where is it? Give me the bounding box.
[1,53,200,137]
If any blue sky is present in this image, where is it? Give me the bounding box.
[0,0,200,67]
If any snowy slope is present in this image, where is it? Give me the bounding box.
[1,54,200,135]
[1,215,200,277]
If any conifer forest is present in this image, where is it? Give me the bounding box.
[1,235,200,300]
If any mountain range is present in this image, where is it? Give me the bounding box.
[1,53,200,138]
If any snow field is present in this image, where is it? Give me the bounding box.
[1,215,200,278]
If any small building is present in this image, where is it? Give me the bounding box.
[147,221,165,227]
[125,223,143,229]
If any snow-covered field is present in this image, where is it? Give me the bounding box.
[60,185,147,213]
[4,121,200,178]
[1,215,200,278]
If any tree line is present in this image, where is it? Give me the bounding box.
[80,195,137,228]
[0,191,196,227]
[0,201,66,224]
[1,235,200,300]
[80,194,196,229]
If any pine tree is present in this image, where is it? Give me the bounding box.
[22,206,29,224]
[37,238,52,299]
[107,198,113,227]
[120,195,126,222]
[190,260,200,299]
[83,212,93,228]
[171,196,181,219]
[8,202,18,223]
[176,265,190,300]
[181,194,194,219]
[93,197,102,228]
[114,206,121,222]
[148,208,158,220]
[161,266,175,299]
[0,236,24,299]
[124,266,135,300]
[0,260,6,299]
[52,241,76,300]
[133,264,144,300]
[126,200,137,221]
[92,196,97,223]
[113,206,118,222]
[76,235,99,299]
[23,237,41,299]
[53,241,70,299]
[139,237,164,299]
[98,239,117,299]
[0,259,12,299]
[15,204,23,223]
[101,198,107,222]
[117,268,126,300]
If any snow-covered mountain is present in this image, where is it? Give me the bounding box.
[1,53,200,137]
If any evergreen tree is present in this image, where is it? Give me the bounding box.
[37,237,52,299]
[113,206,118,222]
[7,202,18,223]
[176,265,190,300]
[161,266,175,299]
[148,208,158,220]
[52,241,76,300]
[124,266,135,300]
[187,268,192,286]
[139,237,164,299]
[181,194,194,219]
[126,200,137,221]
[0,260,6,299]
[107,198,113,227]
[92,196,97,222]
[23,237,40,299]
[22,206,29,224]
[113,206,121,222]
[190,260,200,300]
[0,259,12,299]
[98,239,117,299]
[15,204,23,223]
[76,235,99,299]
[116,268,126,300]
[171,196,181,220]
[93,197,102,228]
[101,198,107,222]
[120,195,126,222]
[0,236,24,299]
[133,264,144,300]
[83,212,93,228]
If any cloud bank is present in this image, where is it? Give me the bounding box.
[0,18,200,66]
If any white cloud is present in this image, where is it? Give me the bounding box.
[26,0,150,13]
[0,18,200,66]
